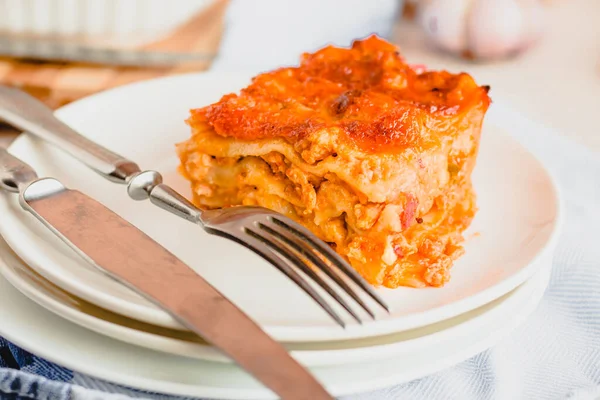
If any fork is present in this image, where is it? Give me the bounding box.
[0,85,389,326]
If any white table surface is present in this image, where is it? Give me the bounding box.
[392,0,600,153]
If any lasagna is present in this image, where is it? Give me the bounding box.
[177,36,491,288]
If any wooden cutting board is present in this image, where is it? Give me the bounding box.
[0,0,228,146]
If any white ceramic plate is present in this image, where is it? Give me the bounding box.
[0,72,562,342]
[0,237,552,367]
[0,257,549,399]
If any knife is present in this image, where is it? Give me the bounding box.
[0,148,333,400]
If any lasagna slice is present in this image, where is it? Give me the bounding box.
[177,36,491,288]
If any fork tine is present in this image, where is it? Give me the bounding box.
[247,227,362,325]
[270,217,390,313]
[259,222,375,320]
[240,229,347,328]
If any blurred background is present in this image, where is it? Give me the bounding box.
[0,0,598,151]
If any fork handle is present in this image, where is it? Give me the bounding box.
[0,85,203,222]
[0,85,141,183]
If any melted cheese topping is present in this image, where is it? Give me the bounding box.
[188,36,490,153]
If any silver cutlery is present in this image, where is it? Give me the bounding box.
[0,85,389,326]
[0,147,333,400]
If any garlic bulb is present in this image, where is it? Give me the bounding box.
[419,0,546,60]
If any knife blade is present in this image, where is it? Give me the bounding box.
[0,148,333,400]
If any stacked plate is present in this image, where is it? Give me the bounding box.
[0,72,562,399]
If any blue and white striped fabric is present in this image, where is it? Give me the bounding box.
[1,106,599,400]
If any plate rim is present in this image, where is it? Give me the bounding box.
[0,70,564,342]
[0,257,550,399]
[0,236,551,367]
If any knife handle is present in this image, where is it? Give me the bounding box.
[0,85,141,184]
[0,148,38,193]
